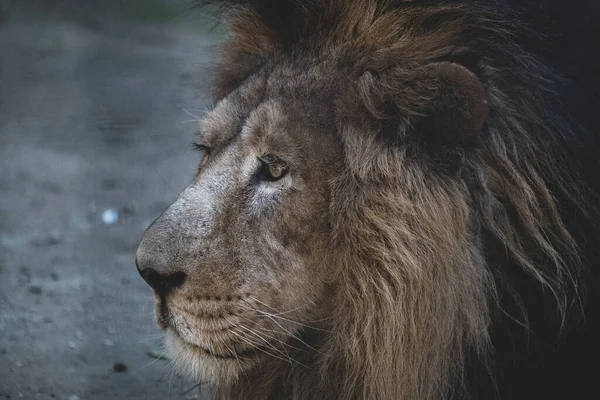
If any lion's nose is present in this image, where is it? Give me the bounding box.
[136,246,187,297]
[138,266,187,297]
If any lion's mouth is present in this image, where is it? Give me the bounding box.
[164,306,273,360]
[182,337,260,359]
[160,297,299,362]
[169,327,267,360]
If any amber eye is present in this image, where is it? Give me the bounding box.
[259,157,289,182]
[267,164,285,179]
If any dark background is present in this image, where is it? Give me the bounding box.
[0,1,221,399]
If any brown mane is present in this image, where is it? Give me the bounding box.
[189,1,593,398]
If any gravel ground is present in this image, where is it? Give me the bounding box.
[0,8,219,400]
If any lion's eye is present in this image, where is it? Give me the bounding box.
[192,142,211,169]
[259,157,289,182]
[267,164,285,179]
[192,143,210,153]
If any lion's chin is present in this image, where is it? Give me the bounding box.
[165,330,258,385]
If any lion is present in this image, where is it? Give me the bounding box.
[135,1,600,399]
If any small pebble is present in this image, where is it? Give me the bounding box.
[69,395,81,400]
[28,285,42,295]
[68,341,77,349]
[101,209,119,225]
[15,360,23,367]
[112,362,127,372]
[103,339,114,347]
[30,315,44,323]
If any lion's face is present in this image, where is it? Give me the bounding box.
[136,68,342,382]
[136,56,491,385]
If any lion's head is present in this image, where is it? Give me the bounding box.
[136,1,591,399]
[136,68,344,384]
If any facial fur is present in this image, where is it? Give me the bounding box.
[136,1,598,399]
[137,66,343,385]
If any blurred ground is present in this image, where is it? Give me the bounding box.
[0,3,220,399]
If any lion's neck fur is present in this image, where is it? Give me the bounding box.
[320,169,493,399]
[204,0,591,398]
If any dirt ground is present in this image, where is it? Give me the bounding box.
[0,7,220,400]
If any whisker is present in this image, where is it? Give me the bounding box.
[240,300,328,356]
[240,300,330,333]
[252,303,310,317]
[222,340,251,372]
[136,353,163,372]
[238,327,297,365]
[235,325,307,369]
[180,383,201,397]
[166,359,180,395]
[236,323,307,354]
[245,297,332,329]
[180,107,203,121]
[230,328,298,367]
[135,335,165,344]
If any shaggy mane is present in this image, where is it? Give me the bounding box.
[196,1,597,399]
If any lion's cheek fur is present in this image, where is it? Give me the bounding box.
[323,169,491,399]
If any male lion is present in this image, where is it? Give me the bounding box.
[136,1,600,399]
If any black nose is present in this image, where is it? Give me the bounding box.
[136,260,187,297]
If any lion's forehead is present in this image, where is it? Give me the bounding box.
[201,95,285,151]
[202,63,339,140]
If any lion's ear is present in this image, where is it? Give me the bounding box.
[357,61,488,173]
[409,62,488,150]
[361,61,488,149]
